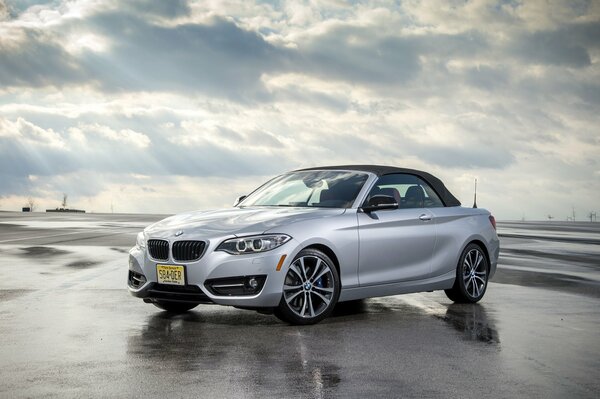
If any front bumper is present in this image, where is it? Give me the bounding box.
[128,241,296,308]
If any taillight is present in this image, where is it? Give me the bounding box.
[489,215,496,230]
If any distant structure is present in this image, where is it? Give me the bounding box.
[27,197,36,212]
[590,212,597,222]
[46,193,86,213]
[472,178,477,208]
[547,215,554,221]
[567,206,577,221]
[47,208,85,213]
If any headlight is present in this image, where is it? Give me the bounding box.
[136,232,146,249]
[217,234,291,255]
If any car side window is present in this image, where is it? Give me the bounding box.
[366,174,445,208]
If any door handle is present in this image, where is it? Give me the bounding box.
[419,214,432,221]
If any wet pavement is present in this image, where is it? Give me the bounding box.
[0,212,599,398]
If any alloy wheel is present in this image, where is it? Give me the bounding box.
[282,255,335,318]
[462,248,487,299]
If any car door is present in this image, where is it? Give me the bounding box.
[357,174,439,286]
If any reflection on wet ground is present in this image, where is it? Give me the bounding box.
[125,297,504,397]
[332,299,500,344]
[127,310,343,396]
[1,285,598,397]
[437,304,499,344]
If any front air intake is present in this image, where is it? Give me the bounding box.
[147,283,213,303]
[147,239,169,260]
[172,241,206,262]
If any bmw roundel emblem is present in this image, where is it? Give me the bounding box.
[175,230,184,237]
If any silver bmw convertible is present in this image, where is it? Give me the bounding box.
[128,165,499,325]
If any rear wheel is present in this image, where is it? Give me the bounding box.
[153,301,198,313]
[274,249,340,325]
[444,243,489,303]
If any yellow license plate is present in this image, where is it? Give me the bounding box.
[156,264,185,286]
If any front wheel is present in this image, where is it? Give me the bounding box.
[274,249,340,325]
[444,243,489,303]
[153,301,198,313]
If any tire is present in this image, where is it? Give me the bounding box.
[153,301,198,313]
[274,248,341,325]
[444,243,489,303]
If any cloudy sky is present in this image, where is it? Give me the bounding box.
[0,0,598,220]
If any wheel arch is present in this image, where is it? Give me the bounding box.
[302,243,341,280]
[464,239,491,272]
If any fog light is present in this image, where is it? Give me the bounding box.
[247,277,258,289]
[128,270,147,288]
[205,275,267,296]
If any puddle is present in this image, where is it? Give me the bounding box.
[19,246,71,257]
[0,289,34,302]
[110,247,129,254]
[65,260,101,269]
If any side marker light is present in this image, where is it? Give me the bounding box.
[276,254,287,271]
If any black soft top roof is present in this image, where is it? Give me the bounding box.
[295,165,461,207]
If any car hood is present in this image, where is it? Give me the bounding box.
[144,207,346,239]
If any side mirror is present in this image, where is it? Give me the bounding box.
[233,195,247,207]
[360,195,398,213]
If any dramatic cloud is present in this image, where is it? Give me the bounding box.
[0,0,598,219]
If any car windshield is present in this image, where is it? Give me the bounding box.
[240,171,369,208]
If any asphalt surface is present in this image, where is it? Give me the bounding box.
[0,211,599,398]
